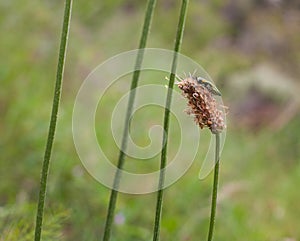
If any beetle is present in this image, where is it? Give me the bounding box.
[195,77,222,96]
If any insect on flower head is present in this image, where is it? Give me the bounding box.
[195,77,222,96]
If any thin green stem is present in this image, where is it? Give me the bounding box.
[102,0,156,240]
[34,1,73,241]
[207,133,220,241]
[152,1,189,241]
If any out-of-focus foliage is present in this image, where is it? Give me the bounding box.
[0,0,299,240]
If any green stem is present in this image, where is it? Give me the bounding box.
[207,133,220,241]
[102,0,156,240]
[34,1,73,241]
[152,1,189,241]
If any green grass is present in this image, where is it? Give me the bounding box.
[1,1,300,240]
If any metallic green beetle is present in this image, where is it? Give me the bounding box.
[195,77,222,96]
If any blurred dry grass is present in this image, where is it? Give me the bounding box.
[0,0,299,240]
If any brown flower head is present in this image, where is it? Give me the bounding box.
[177,77,226,134]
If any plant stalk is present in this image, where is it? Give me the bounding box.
[152,1,189,241]
[102,0,157,240]
[34,1,73,241]
[207,133,220,241]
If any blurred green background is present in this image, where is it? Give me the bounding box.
[1,0,300,240]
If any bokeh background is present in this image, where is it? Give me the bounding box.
[1,0,300,240]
